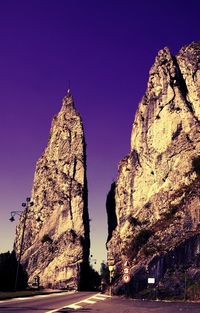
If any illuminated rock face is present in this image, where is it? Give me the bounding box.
[107,42,200,294]
[15,91,90,289]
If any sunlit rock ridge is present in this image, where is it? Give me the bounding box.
[107,42,200,295]
[15,90,90,289]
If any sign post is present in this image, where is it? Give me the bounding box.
[148,277,157,300]
[122,260,131,297]
[108,258,115,297]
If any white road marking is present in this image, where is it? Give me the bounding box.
[46,301,83,313]
[65,303,82,309]
[45,292,110,313]
[92,296,107,300]
[82,299,96,304]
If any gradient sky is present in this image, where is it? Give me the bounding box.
[0,0,200,270]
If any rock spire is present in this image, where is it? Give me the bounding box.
[15,90,90,289]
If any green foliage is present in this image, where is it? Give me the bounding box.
[144,202,151,209]
[78,262,101,291]
[126,229,154,260]
[0,251,28,291]
[143,245,157,257]
[128,216,140,226]
[41,234,53,244]
[100,262,109,284]
[187,282,200,300]
[88,266,101,291]
[192,156,200,175]
[132,229,154,250]
[163,206,178,219]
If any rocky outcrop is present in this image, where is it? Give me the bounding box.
[14,90,90,289]
[107,42,200,297]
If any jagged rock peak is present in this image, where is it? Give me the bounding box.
[178,41,200,62]
[62,88,75,108]
[107,42,200,297]
[14,91,90,290]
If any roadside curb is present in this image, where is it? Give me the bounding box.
[0,290,75,301]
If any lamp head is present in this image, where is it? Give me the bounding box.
[9,215,15,222]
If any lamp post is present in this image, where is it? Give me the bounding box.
[9,197,33,291]
[107,256,115,297]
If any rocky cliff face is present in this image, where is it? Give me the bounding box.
[15,90,90,289]
[107,42,200,296]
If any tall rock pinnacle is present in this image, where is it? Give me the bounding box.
[107,42,200,296]
[15,90,90,289]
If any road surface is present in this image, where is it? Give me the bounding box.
[0,291,200,312]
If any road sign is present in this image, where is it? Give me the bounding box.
[123,274,130,283]
[123,267,130,274]
[109,265,115,272]
[148,277,155,284]
[124,261,129,267]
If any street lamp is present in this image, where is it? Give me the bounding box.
[90,255,97,267]
[9,197,33,291]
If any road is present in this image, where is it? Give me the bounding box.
[0,291,200,313]
[0,291,96,313]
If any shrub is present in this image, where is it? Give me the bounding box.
[41,234,53,244]
[143,245,157,257]
[128,216,140,226]
[144,202,151,209]
[163,206,178,219]
[67,229,77,243]
[0,251,28,291]
[132,229,154,250]
[192,156,200,175]
[126,229,154,259]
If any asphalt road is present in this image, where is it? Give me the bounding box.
[0,291,96,313]
[0,292,200,313]
[84,297,200,313]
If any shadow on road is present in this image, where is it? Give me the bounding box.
[58,308,92,313]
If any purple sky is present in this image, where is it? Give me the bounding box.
[0,0,200,270]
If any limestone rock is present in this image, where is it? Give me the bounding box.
[107,42,200,296]
[14,90,90,289]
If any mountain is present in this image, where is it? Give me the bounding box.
[107,42,200,297]
[14,90,90,289]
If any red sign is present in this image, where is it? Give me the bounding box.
[123,274,130,283]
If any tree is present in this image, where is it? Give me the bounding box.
[0,250,28,291]
[100,262,110,291]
